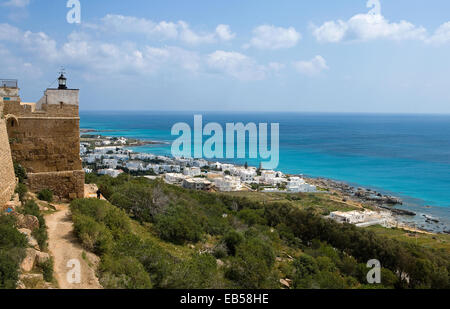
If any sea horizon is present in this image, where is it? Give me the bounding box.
[80,110,450,116]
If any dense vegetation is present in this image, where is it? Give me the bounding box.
[19,200,49,252]
[0,215,27,289]
[37,189,53,203]
[75,173,450,289]
[0,163,53,289]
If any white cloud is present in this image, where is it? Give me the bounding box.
[312,1,429,43]
[62,32,201,75]
[0,23,59,61]
[245,25,301,50]
[206,50,267,81]
[1,0,30,8]
[312,13,427,43]
[101,14,179,39]
[427,22,450,45]
[100,14,234,45]
[0,22,278,84]
[215,24,236,41]
[293,55,328,76]
[177,21,215,44]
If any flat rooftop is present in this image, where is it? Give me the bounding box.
[1,79,18,88]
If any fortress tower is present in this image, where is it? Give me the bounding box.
[0,76,84,200]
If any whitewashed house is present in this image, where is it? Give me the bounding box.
[183,167,201,177]
[126,161,144,171]
[165,173,187,184]
[98,168,123,178]
[214,176,242,192]
[239,169,256,183]
[103,158,118,169]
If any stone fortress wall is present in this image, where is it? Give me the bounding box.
[1,82,84,200]
[0,98,17,208]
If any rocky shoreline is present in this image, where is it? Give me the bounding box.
[303,176,450,234]
[305,177,410,211]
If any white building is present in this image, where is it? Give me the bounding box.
[165,173,187,184]
[103,158,118,169]
[126,161,144,171]
[94,146,122,154]
[98,168,123,178]
[183,167,201,177]
[80,144,87,155]
[182,178,212,191]
[131,153,156,161]
[214,176,242,192]
[286,177,317,193]
[261,170,277,183]
[83,153,103,164]
[267,177,286,186]
[329,210,391,228]
[330,211,366,224]
[239,169,256,183]
[109,154,130,161]
[193,159,209,168]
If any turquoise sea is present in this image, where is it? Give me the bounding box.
[80,111,450,232]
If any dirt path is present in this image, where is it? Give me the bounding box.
[45,204,102,289]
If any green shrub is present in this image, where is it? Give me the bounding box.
[213,243,228,259]
[20,200,48,251]
[164,253,224,289]
[237,208,267,226]
[0,215,27,289]
[70,198,130,238]
[15,183,28,203]
[226,237,277,289]
[40,258,54,282]
[37,189,53,203]
[99,255,152,289]
[155,206,203,245]
[72,213,113,255]
[13,162,27,183]
[0,251,21,289]
[223,230,243,256]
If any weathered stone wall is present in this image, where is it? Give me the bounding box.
[7,117,82,173]
[0,99,17,207]
[2,87,84,200]
[27,171,84,200]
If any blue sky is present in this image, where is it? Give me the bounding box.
[1,0,450,113]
